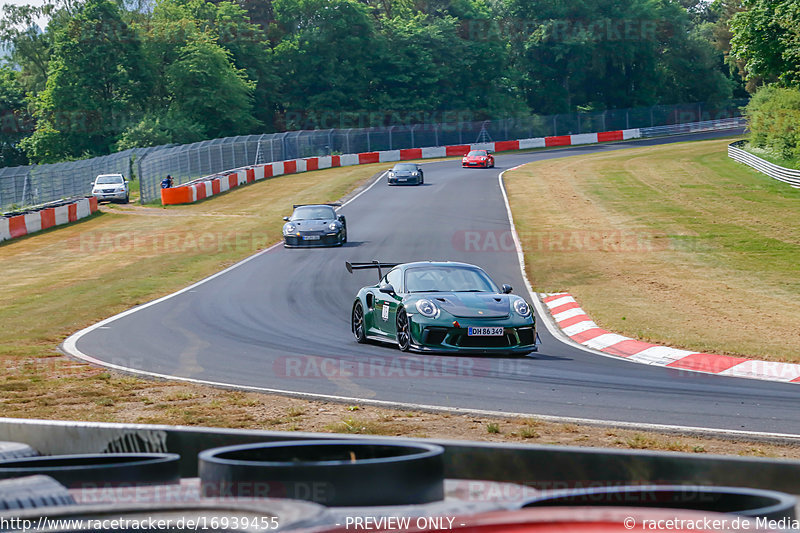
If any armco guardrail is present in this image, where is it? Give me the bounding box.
[640,117,746,137]
[0,196,99,243]
[728,140,800,188]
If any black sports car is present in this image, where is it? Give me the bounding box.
[387,163,424,185]
[282,204,347,247]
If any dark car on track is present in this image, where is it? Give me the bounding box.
[282,204,347,247]
[387,163,424,185]
[462,150,495,168]
[347,260,538,354]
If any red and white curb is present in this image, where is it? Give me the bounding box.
[542,293,800,384]
[1,197,99,244]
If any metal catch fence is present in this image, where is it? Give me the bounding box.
[1,100,748,210]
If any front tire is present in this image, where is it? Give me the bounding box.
[396,307,411,352]
[352,301,367,343]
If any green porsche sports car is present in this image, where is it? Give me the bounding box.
[347,261,538,354]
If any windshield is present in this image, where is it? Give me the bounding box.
[467,150,487,157]
[405,266,498,293]
[291,206,335,220]
[96,176,123,184]
[392,163,417,171]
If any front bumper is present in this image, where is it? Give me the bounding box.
[284,232,343,247]
[462,161,490,168]
[93,191,127,201]
[388,176,421,185]
[409,321,538,354]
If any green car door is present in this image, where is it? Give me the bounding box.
[371,268,404,338]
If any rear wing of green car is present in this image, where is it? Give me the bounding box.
[345,261,401,279]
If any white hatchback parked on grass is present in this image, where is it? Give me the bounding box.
[91,174,130,203]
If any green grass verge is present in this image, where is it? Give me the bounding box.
[505,137,800,362]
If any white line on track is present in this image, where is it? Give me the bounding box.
[60,161,799,440]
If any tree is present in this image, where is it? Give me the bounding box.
[503,0,734,113]
[271,0,383,125]
[0,66,31,166]
[0,4,53,95]
[21,0,151,162]
[165,37,258,138]
[730,0,800,87]
[745,85,800,160]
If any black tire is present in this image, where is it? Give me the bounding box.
[0,453,181,488]
[199,440,444,507]
[396,307,411,351]
[123,194,129,204]
[352,301,367,343]
[342,227,347,244]
[0,441,39,461]
[0,475,75,511]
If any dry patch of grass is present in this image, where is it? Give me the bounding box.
[4,378,797,456]
[505,137,800,362]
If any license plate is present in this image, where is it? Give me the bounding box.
[398,178,407,182]
[468,326,504,336]
[302,235,320,240]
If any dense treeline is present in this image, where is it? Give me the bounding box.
[725,0,800,167]
[0,0,753,166]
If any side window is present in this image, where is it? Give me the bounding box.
[385,269,403,293]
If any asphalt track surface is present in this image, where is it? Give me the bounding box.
[69,131,800,435]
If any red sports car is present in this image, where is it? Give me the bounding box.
[462,149,495,168]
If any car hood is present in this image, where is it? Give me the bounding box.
[391,170,416,176]
[416,292,510,318]
[463,156,487,160]
[290,220,334,230]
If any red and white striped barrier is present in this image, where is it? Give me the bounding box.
[542,293,800,384]
[161,129,641,205]
[0,197,99,244]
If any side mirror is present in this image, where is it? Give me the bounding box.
[502,284,513,294]
[283,216,290,221]
[379,284,395,295]
[338,215,346,223]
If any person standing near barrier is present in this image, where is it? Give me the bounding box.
[161,175,173,189]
